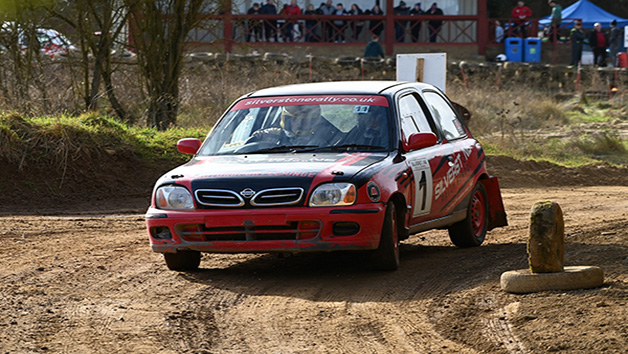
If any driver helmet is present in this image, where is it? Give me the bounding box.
[280,105,321,136]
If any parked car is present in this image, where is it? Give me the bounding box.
[0,22,76,57]
[146,81,508,271]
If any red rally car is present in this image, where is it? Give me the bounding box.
[146,81,508,271]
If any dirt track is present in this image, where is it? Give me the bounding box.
[1,182,627,353]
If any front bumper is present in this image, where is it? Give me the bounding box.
[146,203,386,254]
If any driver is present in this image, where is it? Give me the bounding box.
[248,104,342,146]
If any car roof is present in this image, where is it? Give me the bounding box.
[245,81,438,98]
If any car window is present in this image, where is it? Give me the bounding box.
[199,95,391,155]
[398,94,434,137]
[423,91,466,140]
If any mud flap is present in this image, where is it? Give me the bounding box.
[479,176,508,230]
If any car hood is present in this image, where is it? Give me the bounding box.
[158,152,389,192]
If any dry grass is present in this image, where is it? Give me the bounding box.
[1,54,627,167]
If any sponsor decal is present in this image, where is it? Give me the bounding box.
[232,95,389,110]
[367,181,381,202]
[435,154,463,200]
[434,151,473,201]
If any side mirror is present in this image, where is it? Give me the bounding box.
[451,101,472,124]
[177,138,202,155]
[404,132,438,152]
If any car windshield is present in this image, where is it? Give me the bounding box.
[198,94,392,155]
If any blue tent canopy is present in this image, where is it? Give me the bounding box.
[540,0,628,29]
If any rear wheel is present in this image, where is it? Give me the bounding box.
[164,251,201,271]
[448,183,488,247]
[370,202,400,271]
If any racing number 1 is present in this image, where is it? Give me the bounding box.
[409,159,433,218]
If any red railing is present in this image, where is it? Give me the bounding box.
[190,14,485,52]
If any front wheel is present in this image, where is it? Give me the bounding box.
[448,183,488,248]
[164,251,201,271]
[370,202,400,271]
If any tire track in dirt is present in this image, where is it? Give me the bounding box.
[1,187,627,353]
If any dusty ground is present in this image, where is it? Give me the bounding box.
[0,156,627,353]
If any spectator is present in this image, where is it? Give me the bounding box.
[427,2,443,43]
[369,4,384,37]
[569,20,585,66]
[349,4,364,41]
[319,0,335,42]
[284,0,301,42]
[332,3,348,43]
[364,34,385,59]
[510,1,532,38]
[547,0,562,42]
[246,3,262,42]
[304,4,319,42]
[409,3,424,42]
[495,20,505,43]
[609,20,623,67]
[260,0,278,42]
[589,22,608,67]
[394,1,410,43]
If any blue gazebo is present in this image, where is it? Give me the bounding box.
[540,0,628,29]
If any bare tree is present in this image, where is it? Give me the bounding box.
[0,0,52,114]
[49,0,133,122]
[125,0,210,129]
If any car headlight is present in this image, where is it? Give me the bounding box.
[309,183,356,207]
[155,185,195,210]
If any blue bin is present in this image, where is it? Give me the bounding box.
[524,37,542,63]
[505,37,523,62]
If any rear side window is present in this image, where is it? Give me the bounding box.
[398,94,433,135]
[423,92,466,140]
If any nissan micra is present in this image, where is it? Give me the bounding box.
[146,81,507,271]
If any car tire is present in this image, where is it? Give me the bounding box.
[370,202,400,271]
[448,183,488,248]
[164,251,201,271]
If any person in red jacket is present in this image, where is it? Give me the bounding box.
[284,0,302,41]
[511,1,532,38]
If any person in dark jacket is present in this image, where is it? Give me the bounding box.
[364,34,385,58]
[569,20,585,66]
[349,4,364,41]
[332,3,348,42]
[304,4,319,42]
[260,0,278,42]
[609,20,623,67]
[589,22,608,67]
[393,1,410,42]
[319,0,335,42]
[427,2,443,43]
[369,4,384,37]
[246,3,262,42]
[409,3,424,42]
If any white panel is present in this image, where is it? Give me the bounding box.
[396,53,447,92]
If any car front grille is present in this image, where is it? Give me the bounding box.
[195,189,244,207]
[178,221,320,242]
[251,188,304,206]
[195,187,304,208]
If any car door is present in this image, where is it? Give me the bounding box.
[396,91,450,224]
[421,89,478,215]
